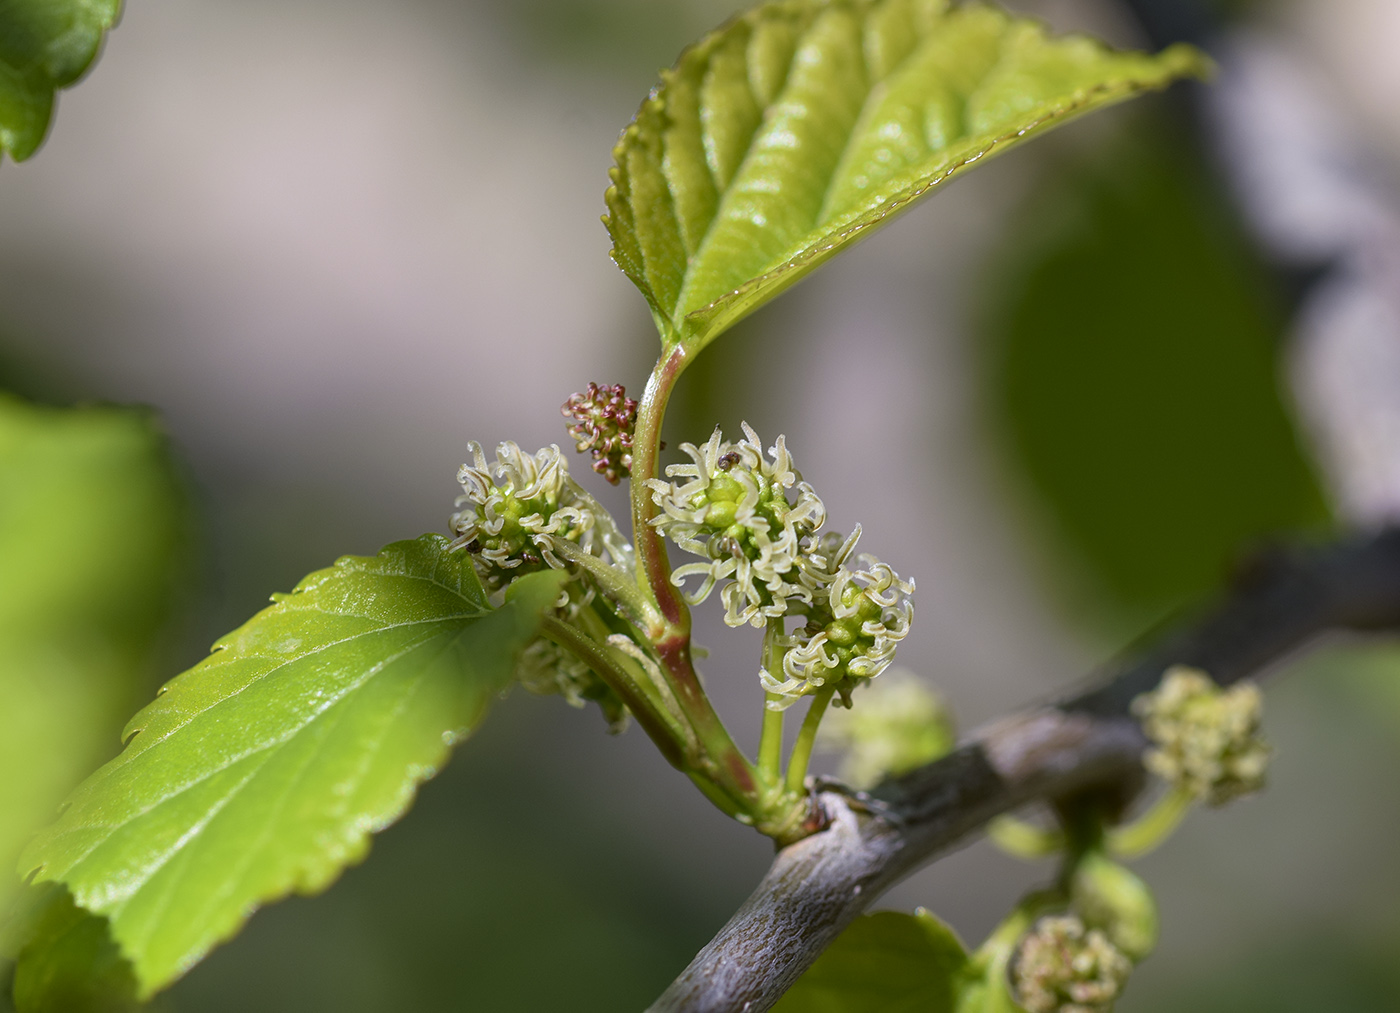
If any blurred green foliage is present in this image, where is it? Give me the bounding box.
[981,111,1331,628]
[773,909,969,1013]
[4,889,138,1013]
[0,394,191,915]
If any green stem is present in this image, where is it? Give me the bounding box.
[573,604,674,722]
[757,620,787,786]
[785,685,835,794]
[630,346,690,631]
[545,538,658,633]
[987,815,1066,859]
[627,346,760,813]
[970,888,1062,972]
[540,615,690,769]
[759,697,785,787]
[1107,785,1195,859]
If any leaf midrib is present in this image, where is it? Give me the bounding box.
[675,5,1010,334]
[125,593,483,756]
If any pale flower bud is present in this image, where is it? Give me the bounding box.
[816,673,953,788]
[1132,666,1269,806]
[1011,915,1132,1013]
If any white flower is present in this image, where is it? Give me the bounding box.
[763,534,915,710]
[647,424,825,627]
[451,440,633,593]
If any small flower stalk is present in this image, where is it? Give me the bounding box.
[1011,915,1133,1013]
[1132,666,1269,806]
[648,424,915,710]
[562,382,638,484]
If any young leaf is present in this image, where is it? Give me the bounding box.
[772,909,971,1012]
[17,538,562,998]
[0,395,191,917]
[604,0,1207,355]
[0,0,121,161]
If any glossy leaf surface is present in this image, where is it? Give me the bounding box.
[0,0,120,160]
[605,0,1206,354]
[773,909,970,1012]
[19,538,561,997]
[0,395,190,918]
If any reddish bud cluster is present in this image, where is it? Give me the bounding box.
[561,382,638,484]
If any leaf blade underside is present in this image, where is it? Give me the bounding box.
[0,0,121,161]
[18,537,560,997]
[604,0,1207,354]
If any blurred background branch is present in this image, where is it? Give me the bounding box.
[651,526,1400,1012]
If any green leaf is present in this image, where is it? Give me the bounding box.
[0,0,120,161]
[773,909,971,1012]
[0,395,191,916]
[604,0,1207,356]
[18,537,562,998]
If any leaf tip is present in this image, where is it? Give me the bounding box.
[1160,42,1216,83]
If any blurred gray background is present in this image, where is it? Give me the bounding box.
[3,0,1400,1008]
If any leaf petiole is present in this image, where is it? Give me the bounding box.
[544,536,659,633]
[539,614,691,769]
[1106,785,1195,859]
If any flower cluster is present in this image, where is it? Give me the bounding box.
[1011,915,1133,1013]
[647,424,825,627]
[766,529,914,708]
[451,440,631,588]
[451,441,634,719]
[648,425,913,709]
[561,382,638,484]
[1132,666,1269,806]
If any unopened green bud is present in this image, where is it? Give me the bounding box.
[816,673,953,788]
[1011,915,1132,1013]
[1132,667,1269,806]
[1070,852,1158,962]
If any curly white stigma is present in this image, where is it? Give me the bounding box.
[763,530,915,710]
[451,441,632,588]
[649,424,915,710]
[647,424,825,628]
